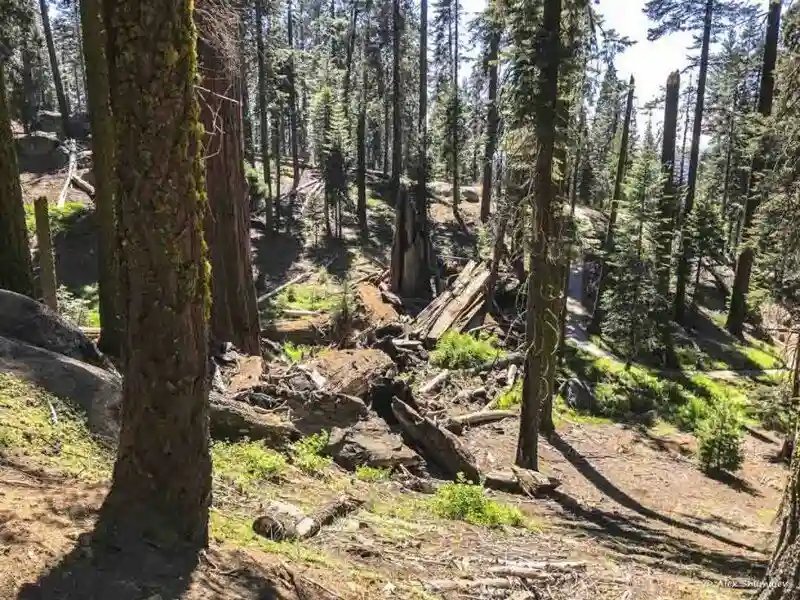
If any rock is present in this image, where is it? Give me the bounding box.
[0,290,114,372]
[227,355,264,394]
[326,419,423,471]
[0,335,121,441]
[562,377,595,412]
[308,349,394,398]
[356,283,399,328]
[461,188,480,203]
[15,132,68,173]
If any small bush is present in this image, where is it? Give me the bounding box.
[593,382,630,417]
[676,395,711,432]
[431,477,525,527]
[495,381,521,410]
[430,331,503,370]
[355,465,391,482]
[212,440,287,486]
[697,403,744,473]
[290,432,332,475]
[57,284,100,327]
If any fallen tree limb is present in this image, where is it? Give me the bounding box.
[453,387,486,403]
[70,174,95,199]
[465,352,525,375]
[56,140,77,208]
[419,370,450,395]
[444,409,517,434]
[209,397,299,448]
[257,271,314,305]
[487,562,587,577]
[426,578,525,592]
[252,495,364,541]
[391,397,480,482]
[483,466,561,496]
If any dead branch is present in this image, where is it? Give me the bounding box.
[419,370,450,395]
[70,174,95,199]
[444,409,517,434]
[56,140,77,208]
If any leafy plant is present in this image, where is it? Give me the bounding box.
[355,465,392,482]
[430,331,504,369]
[212,439,287,487]
[697,403,744,473]
[495,381,521,410]
[290,432,332,475]
[431,476,525,528]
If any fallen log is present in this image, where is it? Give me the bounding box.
[487,562,587,577]
[454,387,487,403]
[390,397,480,482]
[465,352,525,375]
[426,578,525,593]
[483,466,561,496]
[444,409,517,434]
[257,271,314,305]
[70,174,95,199]
[56,140,77,208]
[261,317,328,345]
[252,495,364,541]
[419,370,450,395]
[209,397,299,448]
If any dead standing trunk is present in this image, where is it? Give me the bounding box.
[198,13,261,356]
[726,0,781,336]
[103,0,212,546]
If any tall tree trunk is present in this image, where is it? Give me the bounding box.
[720,87,738,218]
[516,0,561,472]
[726,0,781,336]
[73,0,86,111]
[588,76,635,335]
[416,0,428,238]
[480,21,500,224]
[81,0,122,356]
[451,0,460,218]
[657,71,680,367]
[255,0,273,231]
[240,18,254,164]
[34,196,58,311]
[198,13,261,356]
[357,35,368,239]
[39,0,71,137]
[103,0,211,546]
[674,0,712,323]
[287,0,300,189]
[342,0,361,123]
[21,49,36,133]
[274,105,282,227]
[678,73,693,187]
[390,0,402,194]
[382,73,390,176]
[0,61,35,298]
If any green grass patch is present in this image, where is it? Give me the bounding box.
[282,342,328,363]
[0,373,112,480]
[25,200,89,236]
[430,331,504,369]
[430,477,526,528]
[355,465,391,482]
[495,381,521,410]
[290,432,332,475]
[212,439,287,488]
[739,341,784,370]
[274,281,342,313]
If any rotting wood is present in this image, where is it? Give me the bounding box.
[419,369,450,395]
[70,174,95,198]
[465,352,525,375]
[444,409,517,434]
[390,397,481,482]
[252,494,364,541]
[454,387,486,402]
[483,465,561,496]
[261,316,328,345]
[426,578,528,592]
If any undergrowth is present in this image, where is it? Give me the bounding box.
[57,284,100,327]
[212,439,287,488]
[290,432,332,475]
[24,200,88,236]
[431,477,526,528]
[430,331,504,369]
[356,465,391,482]
[282,342,327,363]
[495,381,521,409]
[0,373,111,480]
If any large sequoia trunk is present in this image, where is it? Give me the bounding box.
[198,13,261,356]
[516,0,561,470]
[80,0,122,357]
[726,0,781,336]
[103,0,212,547]
[0,61,35,298]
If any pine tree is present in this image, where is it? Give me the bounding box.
[38,0,70,136]
[255,0,274,230]
[102,0,211,546]
[478,1,500,223]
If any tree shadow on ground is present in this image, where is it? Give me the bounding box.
[548,432,764,554]
[251,229,305,294]
[51,207,98,296]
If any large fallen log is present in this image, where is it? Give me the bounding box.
[413,261,479,339]
[483,466,561,496]
[261,316,328,345]
[390,397,481,482]
[252,494,364,541]
[209,397,299,448]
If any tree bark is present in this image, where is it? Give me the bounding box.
[516,0,561,471]
[451,0,460,218]
[34,197,58,311]
[726,0,781,336]
[103,0,212,547]
[21,49,36,133]
[674,0,712,323]
[0,61,35,298]
[39,0,71,137]
[480,22,500,224]
[198,13,261,356]
[255,0,273,231]
[240,17,254,164]
[356,34,368,238]
[81,0,122,357]
[588,76,635,335]
[287,0,300,189]
[657,71,680,366]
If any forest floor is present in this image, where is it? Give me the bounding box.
[2,164,792,599]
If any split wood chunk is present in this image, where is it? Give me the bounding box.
[253,495,364,541]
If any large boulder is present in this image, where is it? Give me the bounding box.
[15,132,68,173]
[0,290,114,372]
[326,419,423,471]
[0,335,121,441]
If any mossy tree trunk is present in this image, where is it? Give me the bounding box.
[81,0,122,357]
[197,10,261,356]
[516,0,561,471]
[103,0,212,547]
[0,61,35,298]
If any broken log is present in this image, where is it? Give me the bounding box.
[261,317,328,345]
[209,397,299,448]
[70,174,95,198]
[419,370,450,395]
[252,495,364,541]
[56,140,77,208]
[454,387,487,403]
[356,282,400,327]
[465,352,525,375]
[426,579,524,593]
[390,397,481,482]
[444,410,517,434]
[483,466,561,496]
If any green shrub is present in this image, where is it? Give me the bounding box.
[697,403,744,473]
[212,440,287,486]
[355,465,391,482]
[431,477,525,527]
[593,382,630,417]
[290,432,332,475]
[676,395,711,432]
[56,284,100,327]
[430,331,504,369]
[495,381,521,410]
